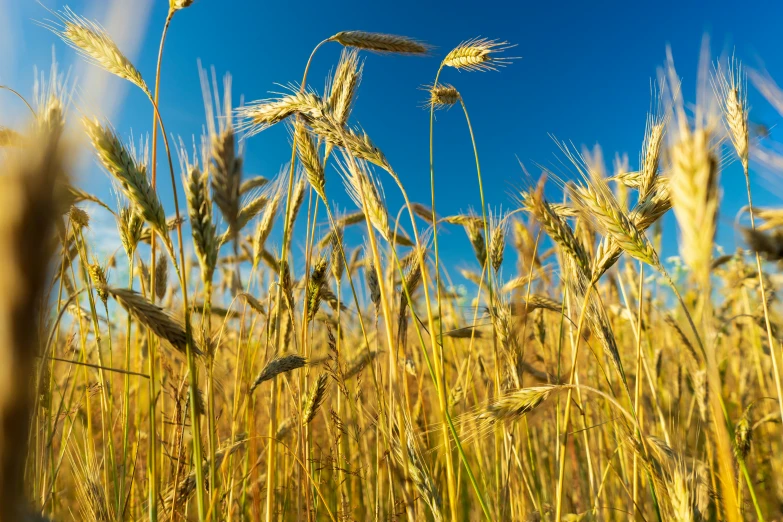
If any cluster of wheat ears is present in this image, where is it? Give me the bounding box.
[4,1,783,521]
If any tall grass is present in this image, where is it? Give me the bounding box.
[3,4,783,521]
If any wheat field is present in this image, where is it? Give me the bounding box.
[2,2,783,521]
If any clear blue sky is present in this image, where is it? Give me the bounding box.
[4,0,783,281]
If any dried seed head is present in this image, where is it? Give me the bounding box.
[639,116,666,199]
[478,386,556,426]
[83,118,167,236]
[365,257,381,314]
[329,31,430,55]
[252,173,285,268]
[302,373,329,425]
[306,118,391,173]
[237,91,326,137]
[117,205,144,257]
[523,187,590,275]
[182,161,218,282]
[250,354,307,393]
[427,84,460,110]
[106,287,200,357]
[489,209,508,272]
[307,257,330,322]
[734,407,752,461]
[463,215,487,268]
[88,263,108,304]
[442,37,516,72]
[339,156,390,240]
[285,171,307,233]
[714,56,749,169]
[155,256,168,301]
[669,127,719,286]
[47,8,148,94]
[295,122,326,201]
[69,206,90,229]
[327,49,363,127]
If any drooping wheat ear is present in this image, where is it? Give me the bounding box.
[328,31,430,55]
[236,91,326,137]
[295,123,326,201]
[489,208,509,272]
[592,180,672,278]
[477,386,557,428]
[442,37,516,72]
[238,292,266,314]
[570,173,659,269]
[520,295,562,312]
[306,117,391,172]
[69,206,90,229]
[252,174,284,268]
[306,257,330,323]
[328,49,363,127]
[250,354,307,393]
[46,7,148,94]
[106,287,200,357]
[117,205,144,258]
[302,373,329,425]
[155,256,168,300]
[240,176,269,195]
[426,84,461,110]
[83,118,167,236]
[182,163,218,282]
[669,126,720,286]
[714,56,749,169]
[232,193,268,234]
[87,262,109,304]
[522,188,591,275]
[339,155,390,240]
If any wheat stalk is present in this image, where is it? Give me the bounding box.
[106,287,199,357]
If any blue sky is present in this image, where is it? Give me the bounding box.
[3,0,783,284]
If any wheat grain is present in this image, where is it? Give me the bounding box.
[442,37,516,72]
